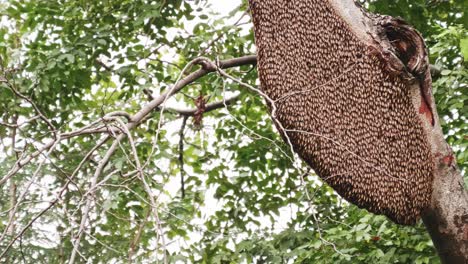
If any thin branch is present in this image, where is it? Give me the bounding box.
[69,136,119,264]
[7,114,18,244]
[95,59,113,71]
[4,81,58,139]
[178,116,188,198]
[0,137,107,259]
[0,117,116,186]
[0,136,61,243]
[0,115,40,128]
[166,94,240,116]
[198,10,250,56]
[128,209,151,262]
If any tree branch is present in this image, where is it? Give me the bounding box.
[178,116,188,198]
[144,89,241,116]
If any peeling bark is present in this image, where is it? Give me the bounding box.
[249,0,468,262]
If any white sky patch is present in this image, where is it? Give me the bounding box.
[211,0,242,16]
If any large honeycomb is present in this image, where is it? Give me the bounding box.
[249,0,434,225]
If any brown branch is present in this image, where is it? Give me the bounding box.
[129,55,256,126]
[0,56,257,187]
[146,93,240,116]
[95,59,113,71]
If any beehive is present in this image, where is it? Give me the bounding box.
[249,0,434,225]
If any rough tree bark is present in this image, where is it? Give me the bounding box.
[248,0,468,263]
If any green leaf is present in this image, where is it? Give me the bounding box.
[460,38,468,61]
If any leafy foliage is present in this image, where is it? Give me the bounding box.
[0,0,466,263]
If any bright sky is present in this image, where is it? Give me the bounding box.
[210,0,242,16]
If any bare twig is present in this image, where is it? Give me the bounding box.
[171,94,240,116]
[69,137,119,264]
[0,137,107,259]
[128,209,151,262]
[198,10,250,56]
[0,115,40,128]
[4,81,58,139]
[6,114,18,256]
[0,136,61,243]
[144,88,241,116]
[0,120,116,186]
[178,116,188,198]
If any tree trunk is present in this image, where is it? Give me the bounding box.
[248,0,468,262]
[421,119,468,263]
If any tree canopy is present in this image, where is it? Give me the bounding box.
[0,0,466,263]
